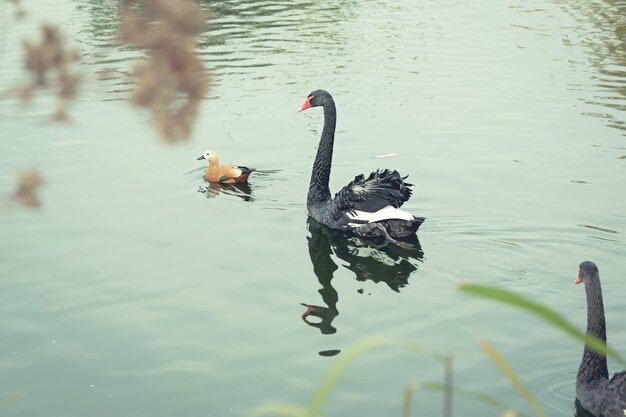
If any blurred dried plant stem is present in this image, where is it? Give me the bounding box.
[13,169,44,208]
[119,0,210,142]
[9,0,27,18]
[19,24,80,120]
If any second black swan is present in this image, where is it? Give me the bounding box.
[298,90,424,243]
[575,261,626,417]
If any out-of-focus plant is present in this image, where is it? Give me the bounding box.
[254,281,624,417]
[0,389,23,411]
[250,336,532,417]
[8,0,26,18]
[12,169,44,208]
[4,0,209,140]
[10,24,81,120]
[1,0,212,212]
[118,0,210,142]
[403,381,523,417]
[479,339,546,417]
[459,283,626,367]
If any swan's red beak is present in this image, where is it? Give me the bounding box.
[299,96,313,112]
[574,275,583,284]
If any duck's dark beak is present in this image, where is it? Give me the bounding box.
[197,155,205,160]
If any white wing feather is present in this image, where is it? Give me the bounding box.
[347,205,415,227]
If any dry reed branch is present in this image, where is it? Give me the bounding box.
[17,24,80,120]
[13,169,44,208]
[8,0,26,18]
[118,0,210,142]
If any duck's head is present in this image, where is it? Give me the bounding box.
[299,89,331,112]
[197,150,218,164]
[575,261,599,284]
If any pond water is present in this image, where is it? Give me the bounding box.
[1,0,625,416]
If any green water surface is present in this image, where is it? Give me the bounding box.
[1,1,625,416]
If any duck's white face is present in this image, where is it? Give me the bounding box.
[198,150,218,164]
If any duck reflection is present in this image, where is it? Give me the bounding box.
[198,181,253,202]
[301,218,424,335]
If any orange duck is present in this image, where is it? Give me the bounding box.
[197,150,255,184]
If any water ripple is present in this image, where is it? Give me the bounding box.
[557,0,626,134]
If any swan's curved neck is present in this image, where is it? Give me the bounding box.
[577,275,609,383]
[308,99,336,206]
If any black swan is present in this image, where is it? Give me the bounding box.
[298,90,424,243]
[575,261,626,417]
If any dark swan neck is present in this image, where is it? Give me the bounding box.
[308,98,336,206]
[578,274,609,383]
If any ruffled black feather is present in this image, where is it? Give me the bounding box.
[333,169,413,217]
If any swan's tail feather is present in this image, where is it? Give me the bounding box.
[334,169,414,216]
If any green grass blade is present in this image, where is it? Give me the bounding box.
[443,354,453,417]
[403,382,419,417]
[480,339,547,417]
[0,390,23,412]
[308,336,445,417]
[459,283,626,367]
[406,381,530,417]
[248,403,310,417]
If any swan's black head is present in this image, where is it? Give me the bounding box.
[299,89,332,112]
[575,261,599,284]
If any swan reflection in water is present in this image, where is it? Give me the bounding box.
[302,218,424,339]
[198,181,254,202]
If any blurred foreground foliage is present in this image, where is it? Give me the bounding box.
[252,284,625,417]
[4,0,210,140]
[119,0,210,142]
[2,0,211,208]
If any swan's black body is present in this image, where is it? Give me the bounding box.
[300,90,424,241]
[575,261,626,417]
